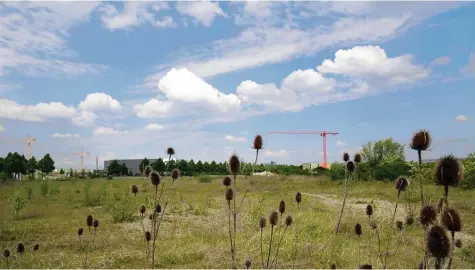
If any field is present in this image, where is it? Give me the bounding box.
[1,175,474,269]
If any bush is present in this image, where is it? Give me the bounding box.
[83,181,100,206]
[197,175,212,183]
[107,176,113,180]
[328,163,345,180]
[49,183,60,195]
[11,188,27,218]
[461,155,475,190]
[40,180,49,196]
[26,187,33,200]
[106,192,135,223]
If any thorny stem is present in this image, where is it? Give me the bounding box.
[235,189,249,214]
[151,184,159,268]
[374,226,384,268]
[260,228,264,269]
[228,201,235,269]
[271,225,289,269]
[384,190,401,268]
[232,173,237,269]
[266,225,275,269]
[367,216,373,266]
[140,215,148,258]
[292,204,300,269]
[357,236,361,268]
[253,149,259,175]
[393,230,405,268]
[330,170,351,264]
[418,149,425,207]
[447,231,455,269]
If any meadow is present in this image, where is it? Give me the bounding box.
[1,174,474,269]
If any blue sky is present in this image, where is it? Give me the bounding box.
[0,1,474,169]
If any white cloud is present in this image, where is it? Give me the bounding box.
[134,98,173,118]
[456,115,468,122]
[336,140,347,147]
[264,149,289,158]
[0,99,76,122]
[461,52,475,76]
[224,135,247,142]
[145,123,165,130]
[175,1,226,27]
[430,56,451,66]
[72,110,97,127]
[93,127,127,136]
[78,92,122,112]
[52,133,80,138]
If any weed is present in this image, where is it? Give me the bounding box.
[11,188,27,218]
[197,175,212,183]
[40,180,49,196]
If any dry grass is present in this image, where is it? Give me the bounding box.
[0,175,474,268]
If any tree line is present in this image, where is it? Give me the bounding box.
[0,152,55,180]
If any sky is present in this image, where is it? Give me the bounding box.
[0,1,474,170]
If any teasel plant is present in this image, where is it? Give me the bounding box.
[3,249,10,268]
[365,204,374,265]
[410,129,432,207]
[252,135,263,175]
[82,215,100,269]
[393,221,406,263]
[370,222,384,267]
[16,242,24,267]
[270,215,293,269]
[259,217,267,269]
[383,176,409,268]
[266,210,279,269]
[426,225,451,269]
[291,192,302,269]
[441,208,461,269]
[226,188,236,268]
[355,223,363,267]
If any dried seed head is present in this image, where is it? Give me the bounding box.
[253,135,263,150]
[167,147,175,156]
[17,242,24,254]
[245,259,252,269]
[346,161,355,172]
[171,168,180,180]
[269,210,279,226]
[455,239,462,248]
[78,227,84,236]
[131,184,139,195]
[406,214,415,226]
[144,166,152,177]
[259,216,267,228]
[395,176,409,192]
[155,204,162,213]
[426,225,450,259]
[285,215,293,226]
[370,222,378,230]
[87,215,93,227]
[139,205,146,215]
[343,152,350,162]
[150,171,160,186]
[366,204,373,216]
[229,154,241,174]
[93,219,99,228]
[295,192,302,204]
[145,231,151,242]
[222,176,231,187]
[354,153,362,164]
[279,200,286,215]
[149,213,155,221]
[355,223,362,236]
[435,155,462,187]
[396,220,404,230]
[419,205,437,226]
[410,129,432,151]
[225,188,234,201]
[330,263,337,269]
[33,244,39,251]
[359,264,372,269]
[441,208,462,232]
[3,249,10,258]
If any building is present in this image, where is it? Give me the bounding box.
[302,162,332,170]
[104,158,176,175]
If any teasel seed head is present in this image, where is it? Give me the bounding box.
[87,215,93,227]
[78,227,84,236]
[269,210,279,226]
[366,204,373,216]
[455,239,462,248]
[370,222,378,230]
[131,184,139,195]
[406,214,415,226]
[395,176,409,192]
[3,249,10,258]
[225,188,234,201]
[419,205,437,226]
[139,205,146,216]
[245,259,252,269]
[426,225,450,259]
[259,216,267,229]
[33,244,39,251]
[222,176,231,187]
[150,171,160,186]
[149,213,155,221]
[145,231,151,242]
[396,220,404,230]
[229,154,241,175]
[343,152,350,162]
[346,161,355,173]
[285,215,293,226]
[359,264,372,269]
[144,166,152,178]
[171,168,180,180]
[17,242,25,254]
[253,135,263,151]
[435,155,462,188]
[354,153,362,164]
[355,223,362,236]
[155,203,162,213]
[295,191,302,204]
[441,208,462,232]
[279,200,286,215]
[167,147,175,156]
[93,219,99,228]
[410,129,432,151]
[330,263,337,269]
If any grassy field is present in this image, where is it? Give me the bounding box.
[1,175,474,269]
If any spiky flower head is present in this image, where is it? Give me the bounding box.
[229,154,241,174]
[406,214,415,226]
[359,264,372,269]
[131,184,138,195]
[366,204,373,216]
[354,153,362,164]
[269,210,279,226]
[155,203,162,213]
[441,208,462,232]
[259,216,267,229]
[355,223,362,236]
[245,259,252,269]
[285,215,293,226]
[410,129,432,151]
[139,205,146,215]
[33,244,39,251]
[343,152,350,162]
[17,242,24,254]
[222,176,231,187]
[93,219,99,228]
[396,221,404,230]
[346,161,355,172]
[78,227,84,236]
[87,215,93,227]
[171,168,180,180]
[426,225,450,259]
[144,166,152,178]
[295,191,302,204]
[435,155,462,187]
[395,176,409,192]
[279,200,286,215]
[3,249,10,258]
[419,205,437,226]
[150,171,160,186]
[330,263,337,269]
[225,188,234,201]
[253,135,263,150]
[455,239,462,248]
[145,231,151,242]
[167,147,175,156]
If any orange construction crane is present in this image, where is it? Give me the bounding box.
[65,151,91,170]
[268,130,339,168]
[8,134,37,160]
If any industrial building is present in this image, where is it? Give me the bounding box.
[302,162,331,170]
[104,158,175,175]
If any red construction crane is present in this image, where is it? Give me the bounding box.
[9,134,37,160]
[268,130,339,168]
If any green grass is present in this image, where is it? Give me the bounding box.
[0,176,474,269]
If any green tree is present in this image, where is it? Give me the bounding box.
[69,168,73,178]
[4,152,27,175]
[151,158,166,173]
[188,159,196,175]
[178,159,188,176]
[38,154,55,174]
[196,160,203,174]
[361,138,405,166]
[27,156,38,174]
[59,168,65,174]
[139,158,150,174]
[121,162,128,176]
[203,161,210,174]
[107,160,122,176]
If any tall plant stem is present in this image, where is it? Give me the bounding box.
[375,226,384,268]
[271,226,289,268]
[266,225,275,269]
[383,190,401,268]
[151,184,159,268]
[260,228,264,269]
[253,150,259,175]
[228,202,235,268]
[447,231,455,269]
[232,173,237,268]
[418,149,425,207]
[330,171,351,263]
[291,204,300,269]
[357,236,361,267]
[140,216,148,257]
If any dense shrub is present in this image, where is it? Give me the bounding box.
[40,180,49,196]
[374,159,411,181]
[11,188,27,218]
[461,154,475,189]
[197,175,212,183]
[106,192,135,223]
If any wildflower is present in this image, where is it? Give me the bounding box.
[455,239,462,248]
[366,205,373,216]
[343,152,350,162]
[144,166,152,177]
[253,135,263,150]
[171,168,180,180]
[410,130,432,151]
[259,217,267,228]
[395,176,409,192]
[87,215,93,228]
[155,204,162,214]
[17,242,25,255]
[229,154,241,174]
[225,188,234,201]
[295,192,302,204]
[279,200,286,216]
[222,176,231,187]
[93,220,99,228]
[285,215,293,226]
[139,205,146,216]
[33,244,39,251]
[346,161,355,173]
[78,228,84,237]
[150,171,160,186]
[441,208,462,232]
[269,211,279,226]
[355,223,362,236]
[435,155,462,188]
[396,221,404,230]
[245,259,252,269]
[354,153,362,164]
[145,231,151,242]
[419,205,437,226]
[131,184,139,196]
[167,147,175,156]
[426,225,450,259]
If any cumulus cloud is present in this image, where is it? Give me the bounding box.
[224,135,247,142]
[71,110,97,127]
[52,133,80,138]
[0,99,76,122]
[78,92,122,112]
[93,127,127,135]
[430,56,451,66]
[456,115,468,122]
[145,123,165,130]
[175,1,226,26]
[134,98,173,118]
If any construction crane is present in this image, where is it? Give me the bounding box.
[8,134,37,160]
[268,130,339,168]
[65,151,91,170]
